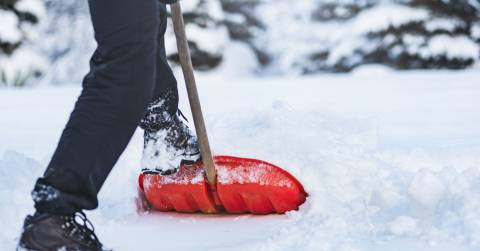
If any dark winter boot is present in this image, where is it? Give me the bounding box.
[140,96,201,174]
[18,212,108,251]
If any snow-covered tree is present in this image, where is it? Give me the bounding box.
[356,0,480,71]
[0,0,46,87]
[220,0,269,65]
[243,0,480,73]
[28,0,480,83]
[165,0,230,71]
[40,0,229,84]
[39,0,95,85]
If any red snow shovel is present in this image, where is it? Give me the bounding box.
[138,2,307,214]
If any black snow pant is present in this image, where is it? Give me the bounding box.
[32,0,178,215]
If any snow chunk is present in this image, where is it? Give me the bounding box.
[31,183,59,203]
[370,179,402,209]
[0,9,22,44]
[216,161,293,188]
[141,128,197,173]
[390,216,420,236]
[408,170,446,208]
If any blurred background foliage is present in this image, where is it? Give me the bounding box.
[1,0,479,87]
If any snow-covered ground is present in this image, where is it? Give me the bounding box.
[1,70,480,250]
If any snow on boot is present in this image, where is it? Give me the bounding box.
[18,212,108,251]
[140,96,201,174]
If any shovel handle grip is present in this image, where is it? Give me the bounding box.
[171,2,217,185]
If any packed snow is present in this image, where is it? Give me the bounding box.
[142,129,196,173]
[1,69,479,250]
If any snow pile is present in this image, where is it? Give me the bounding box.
[202,72,480,250]
[1,71,480,250]
[0,151,42,248]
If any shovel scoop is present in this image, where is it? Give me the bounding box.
[139,156,307,214]
[138,3,307,214]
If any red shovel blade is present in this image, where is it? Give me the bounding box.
[139,156,307,214]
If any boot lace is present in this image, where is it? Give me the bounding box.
[61,212,103,249]
[177,109,189,123]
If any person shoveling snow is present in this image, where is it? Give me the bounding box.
[17,1,306,250]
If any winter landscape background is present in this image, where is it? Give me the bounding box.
[1,0,480,85]
[1,0,480,251]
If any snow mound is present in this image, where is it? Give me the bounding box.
[0,151,42,248]
[1,72,480,250]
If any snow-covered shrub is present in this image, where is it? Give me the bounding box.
[312,0,377,21]
[0,0,46,87]
[29,0,480,83]
[359,0,480,70]
[220,0,270,65]
[39,0,95,85]
[165,0,230,71]
[40,0,229,83]
[247,0,480,73]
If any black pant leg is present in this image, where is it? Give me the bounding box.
[150,3,179,118]
[33,0,160,215]
[139,3,180,134]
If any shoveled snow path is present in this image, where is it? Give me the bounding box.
[1,71,480,250]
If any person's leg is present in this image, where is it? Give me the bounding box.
[139,2,200,174]
[32,0,160,215]
[152,2,179,117]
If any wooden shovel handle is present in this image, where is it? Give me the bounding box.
[171,2,217,185]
